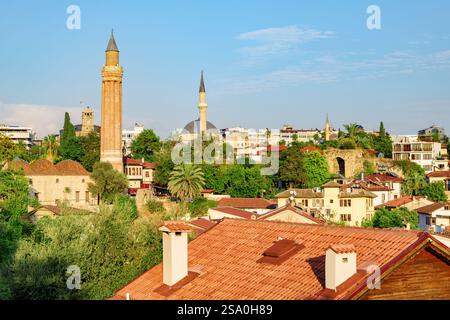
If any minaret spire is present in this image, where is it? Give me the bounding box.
[106,29,119,52]
[198,70,208,134]
[199,70,206,93]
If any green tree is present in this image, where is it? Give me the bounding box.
[188,197,217,218]
[402,171,427,196]
[343,123,359,139]
[78,131,100,172]
[302,152,330,188]
[419,181,448,202]
[222,165,272,198]
[168,164,205,200]
[379,121,386,138]
[0,134,20,165]
[371,207,418,229]
[4,200,163,300]
[43,135,59,162]
[279,147,305,188]
[87,162,128,204]
[153,141,175,186]
[131,129,161,162]
[59,112,81,161]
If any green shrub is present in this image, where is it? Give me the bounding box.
[188,197,217,218]
[146,199,165,213]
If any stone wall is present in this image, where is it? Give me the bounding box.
[323,148,402,178]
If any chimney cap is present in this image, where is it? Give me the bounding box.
[159,221,193,233]
[327,244,356,254]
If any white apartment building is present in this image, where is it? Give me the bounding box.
[221,127,280,163]
[392,135,444,173]
[0,124,35,149]
[122,123,144,156]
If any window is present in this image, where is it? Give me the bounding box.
[75,191,80,203]
[301,199,309,207]
[425,216,431,225]
[85,191,90,203]
[340,214,352,222]
[340,199,352,207]
[56,178,59,183]
[29,179,33,185]
[330,199,334,204]
[82,179,85,183]
[366,213,373,220]
[145,171,150,178]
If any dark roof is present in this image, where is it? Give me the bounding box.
[183,120,217,134]
[366,173,404,183]
[106,31,119,52]
[199,70,205,93]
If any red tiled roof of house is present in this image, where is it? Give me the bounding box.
[257,205,325,224]
[210,207,257,220]
[217,198,275,209]
[329,244,356,254]
[113,219,433,300]
[416,203,446,215]
[189,218,217,231]
[9,159,89,176]
[159,222,193,232]
[376,196,425,209]
[366,174,404,183]
[426,170,450,178]
[124,157,157,169]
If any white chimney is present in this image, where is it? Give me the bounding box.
[158,222,192,286]
[325,244,357,291]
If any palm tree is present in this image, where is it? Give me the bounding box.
[43,135,58,163]
[402,172,426,196]
[168,164,205,201]
[343,123,359,139]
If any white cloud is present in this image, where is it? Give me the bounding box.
[236,26,334,57]
[0,102,84,138]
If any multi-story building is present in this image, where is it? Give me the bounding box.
[392,135,444,173]
[0,124,35,149]
[122,123,144,156]
[418,125,445,141]
[123,157,157,195]
[7,159,95,209]
[276,181,376,226]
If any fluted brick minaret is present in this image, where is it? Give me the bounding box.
[198,70,208,134]
[100,31,124,173]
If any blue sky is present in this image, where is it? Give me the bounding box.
[0,0,450,138]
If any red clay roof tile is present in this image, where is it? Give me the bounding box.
[114,219,428,300]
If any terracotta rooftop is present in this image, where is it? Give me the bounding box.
[9,159,89,176]
[217,198,275,209]
[210,207,257,220]
[416,202,446,215]
[426,170,450,178]
[328,244,356,254]
[113,219,434,300]
[159,222,193,232]
[189,218,218,235]
[124,157,157,169]
[366,173,404,183]
[376,196,425,209]
[258,205,325,224]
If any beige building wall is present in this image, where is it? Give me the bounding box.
[29,175,94,208]
[262,210,318,224]
[278,187,375,226]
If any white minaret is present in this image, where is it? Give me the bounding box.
[198,70,208,134]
